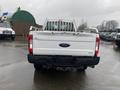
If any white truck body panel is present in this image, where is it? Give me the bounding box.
[30,31,97,56]
[0,27,15,34]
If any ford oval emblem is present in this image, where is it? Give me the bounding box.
[59,43,70,48]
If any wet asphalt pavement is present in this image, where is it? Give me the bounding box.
[0,40,120,90]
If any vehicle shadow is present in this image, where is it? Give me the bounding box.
[33,70,87,90]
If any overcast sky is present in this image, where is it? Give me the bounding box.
[0,0,120,27]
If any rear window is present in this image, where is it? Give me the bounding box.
[45,21,75,32]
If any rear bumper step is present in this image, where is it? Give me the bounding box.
[28,54,100,67]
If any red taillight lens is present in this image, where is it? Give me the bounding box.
[28,35,33,54]
[95,36,100,57]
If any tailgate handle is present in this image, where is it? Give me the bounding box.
[59,43,70,48]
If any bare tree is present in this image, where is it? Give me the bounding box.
[77,22,87,31]
[106,20,119,31]
[97,20,119,31]
[97,25,103,31]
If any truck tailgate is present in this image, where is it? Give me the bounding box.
[32,32,96,56]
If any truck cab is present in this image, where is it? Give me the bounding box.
[27,20,100,71]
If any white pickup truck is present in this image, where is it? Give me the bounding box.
[0,21,15,40]
[27,20,100,71]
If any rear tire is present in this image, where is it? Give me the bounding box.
[77,66,87,71]
[34,64,44,71]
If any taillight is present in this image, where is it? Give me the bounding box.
[95,36,100,57]
[28,35,33,54]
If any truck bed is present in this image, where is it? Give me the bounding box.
[31,31,97,56]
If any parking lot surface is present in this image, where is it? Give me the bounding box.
[0,41,120,90]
